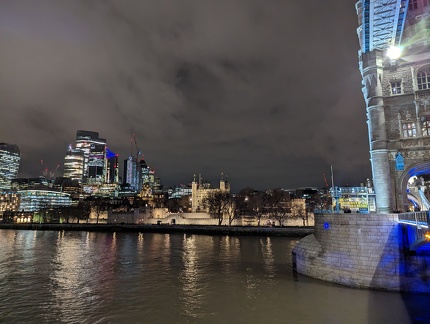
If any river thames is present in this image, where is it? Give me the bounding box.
[1,229,430,323]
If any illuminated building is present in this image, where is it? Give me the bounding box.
[191,174,230,212]
[330,186,376,213]
[18,185,72,212]
[124,156,138,192]
[53,177,83,200]
[75,130,106,183]
[63,146,85,182]
[63,132,119,197]
[11,177,50,190]
[106,148,119,184]
[0,143,20,190]
[87,143,106,184]
[169,184,193,199]
[138,159,162,199]
[140,159,150,189]
[0,191,20,216]
[356,0,430,212]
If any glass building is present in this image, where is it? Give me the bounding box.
[0,143,21,190]
[63,146,85,182]
[87,143,106,184]
[106,148,119,184]
[75,130,106,183]
[124,156,138,191]
[18,185,72,212]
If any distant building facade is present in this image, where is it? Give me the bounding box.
[124,156,138,191]
[18,185,72,212]
[63,130,120,198]
[106,148,119,184]
[0,191,20,216]
[191,174,230,212]
[63,147,85,182]
[74,130,107,184]
[0,143,20,190]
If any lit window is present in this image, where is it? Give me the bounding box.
[409,0,418,10]
[391,81,402,94]
[422,119,430,136]
[403,122,417,138]
[417,67,430,90]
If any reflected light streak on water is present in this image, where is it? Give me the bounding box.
[0,230,429,323]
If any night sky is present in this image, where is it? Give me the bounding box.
[0,0,372,191]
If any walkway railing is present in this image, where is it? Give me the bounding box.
[398,211,429,228]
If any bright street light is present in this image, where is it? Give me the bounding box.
[386,46,402,60]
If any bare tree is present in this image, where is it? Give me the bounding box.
[56,202,90,224]
[166,198,181,213]
[265,188,291,226]
[86,197,108,224]
[225,195,239,226]
[250,191,269,226]
[202,191,231,226]
[179,195,192,212]
[236,188,269,226]
[290,199,308,226]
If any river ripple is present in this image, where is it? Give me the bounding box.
[0,230,429,323]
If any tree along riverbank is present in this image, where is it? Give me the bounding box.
[0,223,314,237]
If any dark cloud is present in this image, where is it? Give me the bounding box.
[0,0,371,191]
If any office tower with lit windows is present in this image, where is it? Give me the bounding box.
[75,130,106,183]
[87,143,106,184]
[63,146,85,182]
[123,156,138,191]
[106,148,119,184]
[140,159,150,187]
[0,143,21,190]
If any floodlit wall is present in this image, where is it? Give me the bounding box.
[293,213,430,293]
[107,209,315,226]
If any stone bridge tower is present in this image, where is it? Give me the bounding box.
[356,0,430,213]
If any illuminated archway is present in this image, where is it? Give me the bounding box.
[398,162,430,212]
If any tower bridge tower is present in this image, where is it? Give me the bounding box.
[356,0,430,213]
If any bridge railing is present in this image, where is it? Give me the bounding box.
[398,211,430,228]
[313,209,346,214]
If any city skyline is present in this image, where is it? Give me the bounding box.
[0,0,372,191]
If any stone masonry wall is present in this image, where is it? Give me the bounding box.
[293,213,430,293]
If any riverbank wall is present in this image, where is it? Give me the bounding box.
[0,223,314,237]
[292,213,430,293]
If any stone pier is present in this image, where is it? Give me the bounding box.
[293,213,430,293]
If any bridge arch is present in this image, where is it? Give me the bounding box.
[397,162,430,212]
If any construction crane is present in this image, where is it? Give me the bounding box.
[131,133,141,163]
[134,133,141,163]
[322,173,329,188]
[40,160,60,180]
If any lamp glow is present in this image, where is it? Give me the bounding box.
[386,46,402,60]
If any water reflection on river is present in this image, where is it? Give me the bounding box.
[0,229,429,323]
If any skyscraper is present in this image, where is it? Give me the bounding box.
[0,143,21,190]
[63,145,85,183]
[106,148,119,184]
[74,130,106,184]
[123,156,138,191]
[87,143,106,184]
